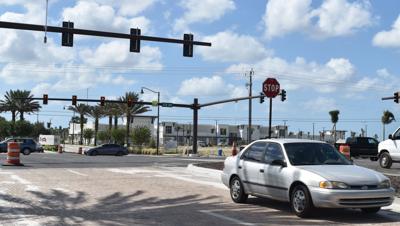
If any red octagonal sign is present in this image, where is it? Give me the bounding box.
[263,78,280,98]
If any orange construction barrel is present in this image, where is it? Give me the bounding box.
[58,145,63,154]
[2,142,24,166]
[339,144,351,160]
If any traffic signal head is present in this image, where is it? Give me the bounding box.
[62,21,74,47]
[100,96,105,106]
[72,95,77,106]
[43,94,48,105]
[130,28,141,53]
[259,92,265,103]
[395,92,399,104]
[281,89,287,102]
[183,34,193,57]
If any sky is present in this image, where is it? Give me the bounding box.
[0,0,400,140]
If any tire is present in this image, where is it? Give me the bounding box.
[361,207,381,214]
[290,185,314,218]
[91,150,98,156]
[229,176,248,203]
[22,148,31,155]
[379,152,392,169]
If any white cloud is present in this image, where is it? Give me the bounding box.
[80,40,163,70]
[62,1,151,33]
[263,0,374,39]
[263,0,312,39]
[174,0,235,32]
[226,57,355,93]
[111,75,135,86]
[178,76,227,96]
[373,15,400,48]
[90,0,157,17]
[198,31,271,63]
[304,97,337,112]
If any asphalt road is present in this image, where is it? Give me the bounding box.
[0,152,399,226]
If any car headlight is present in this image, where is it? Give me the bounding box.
[377,180,391,189]
[319,181,349,189]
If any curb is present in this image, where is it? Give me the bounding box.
[187,163,222,179]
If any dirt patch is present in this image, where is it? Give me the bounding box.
[195,162,400,197]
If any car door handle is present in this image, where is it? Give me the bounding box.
[259,169,264,173]
[238,166,242,169]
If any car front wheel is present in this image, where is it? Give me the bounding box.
[361,207,381,214]
[291,185,314,218]
[230,176,248,203]
[22,148,31,155]
[91,150,98,156]
[379,152,392,169]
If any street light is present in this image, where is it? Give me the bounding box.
[141,87,160,155]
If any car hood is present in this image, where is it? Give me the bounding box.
[297,165,386,185]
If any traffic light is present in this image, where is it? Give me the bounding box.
[127,98,133,107]
[183,33,193,57]
[72,95,77,106]
[100,96,105,106]
[259,92,265,103]
[281,89,287,102]
[395,92,399,104]
[62,21,74,47]
[43,94,48,105]
[130,28,141,52]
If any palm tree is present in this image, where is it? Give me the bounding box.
[119,92,150,146]
[68,104,90,145]
[14,90,41,121]
[329,110,340,142]
[0,90,20,123]
[88,105,104,146]
[382,110,395,140]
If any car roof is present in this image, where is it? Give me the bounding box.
[253,138,326,145]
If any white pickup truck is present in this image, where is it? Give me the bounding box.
[378,127,400,168]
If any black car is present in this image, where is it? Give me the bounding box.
[336,137,379,160]
[84,144,128,156]
[0,138,43,155]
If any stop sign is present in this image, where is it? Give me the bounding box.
[263,78,280,98]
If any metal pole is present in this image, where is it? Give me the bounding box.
[248,69,253,144]
[156,92,160,155]
[269,98,272,139]
[192,98,198,154]
[312,123,315,140]
[72,111,75,144]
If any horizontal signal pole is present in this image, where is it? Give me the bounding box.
[0,21,211,46]
[32,97,193,108]
[199,95,265,108]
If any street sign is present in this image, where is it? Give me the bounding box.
[262,78,280,98]
[151,100,158,106]
[161,103,173,107]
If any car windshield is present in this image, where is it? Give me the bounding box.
[284,142,351,166]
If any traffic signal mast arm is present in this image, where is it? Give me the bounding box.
[0,21,211,47]
[382,92,400,103]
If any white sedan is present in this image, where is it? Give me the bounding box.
[221,139,395,218]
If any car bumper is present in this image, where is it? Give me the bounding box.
[309,187,395,208]
[221,171,229,188]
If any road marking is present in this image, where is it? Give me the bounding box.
[10,175,31,185]
[199,210,256,226]
[66,169,88,177]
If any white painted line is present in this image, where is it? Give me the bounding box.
[199,210,256,226]
[10,175,31,185]
[66,169,88,177]
[160,172,228,190]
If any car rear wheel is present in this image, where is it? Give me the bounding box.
[361,207,381,214]
[91,150,98,156]
[22,148,31,155]
[291,185,314,218]
[379,152,392,169]
[230,176,248,203]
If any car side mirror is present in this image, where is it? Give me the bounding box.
[271,159,287,167]
[389,134,393,140]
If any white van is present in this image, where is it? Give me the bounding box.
[378,127,400,168]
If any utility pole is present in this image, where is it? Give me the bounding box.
[283,120,287,138]
[247,69,254,144]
